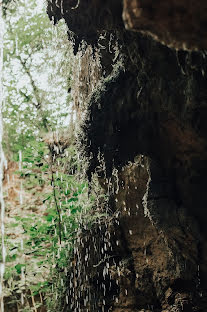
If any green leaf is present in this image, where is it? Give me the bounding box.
[15,264,26,274]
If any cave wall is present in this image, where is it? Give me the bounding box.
[47,1,207,311]
[123,0,207,50]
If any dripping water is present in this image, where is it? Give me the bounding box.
[0,3,6,311]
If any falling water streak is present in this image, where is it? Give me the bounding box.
[18,150,22,171]
[0,3,6,311]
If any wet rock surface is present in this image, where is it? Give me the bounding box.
[47,0,207,50]
[47,1,207,311]
[123,0,207,50]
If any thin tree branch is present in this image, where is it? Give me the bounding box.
[18,56,42,108]
[51,169,62,244]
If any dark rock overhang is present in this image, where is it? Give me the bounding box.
[47,0,123,51]
[47,1,207,232]
[46,1,207,311]
[47,0,207,50]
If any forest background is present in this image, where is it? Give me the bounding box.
[1,0,99,310]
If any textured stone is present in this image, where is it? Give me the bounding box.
[47,0,207,310]
[123,0,207,50]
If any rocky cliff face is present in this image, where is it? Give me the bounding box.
[47,1,207,311]
[123,0,207,50]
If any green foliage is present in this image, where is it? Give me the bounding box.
[2,0,79,309]
[4,137,94,309]
[5,11,52,56]
[2,0,16,15]
[3,0,73,159]
[2,0,106,311]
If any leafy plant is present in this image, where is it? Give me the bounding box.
[1,0,108,311]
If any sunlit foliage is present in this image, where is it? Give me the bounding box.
[1,0,94,310]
